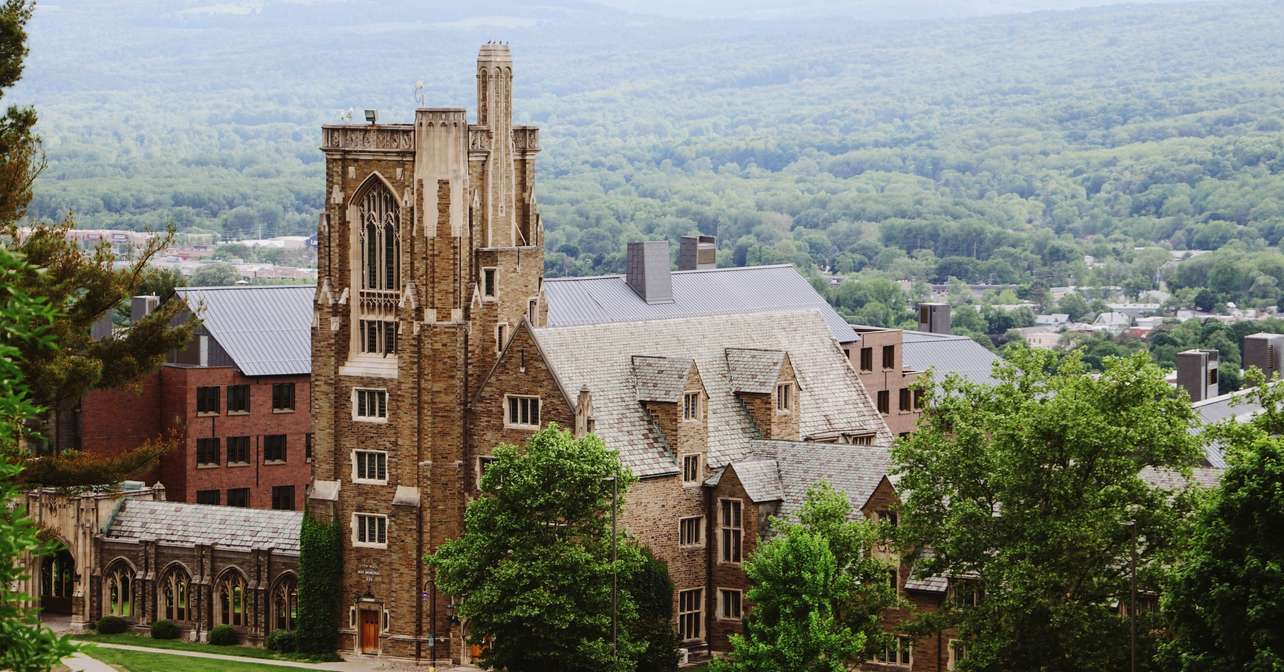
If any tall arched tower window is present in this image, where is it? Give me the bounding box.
[353,177,400,357]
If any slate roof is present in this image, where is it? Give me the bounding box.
[632,356,694,402]
[176,285,314,376]
[728,459,785,503]
[544,265,858,344]
[725,348,786,394]
[768,440,892,519]
[898,329,1001,386]
[533,311,891,478]
[1140,466,1223,490]
[104,499,303,553]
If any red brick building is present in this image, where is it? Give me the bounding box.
[73,285,314,511]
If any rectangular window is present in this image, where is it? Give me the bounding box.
[227,488,250,508]
[1209,368,1218,385]
[528,298,537,323]
[843,433,875,446]
[482,268,497,299]
[272,485,296,511]
[226,384,250,413]
[226,436,250,464]
[882,344,895,369]
[682,454,702,485]
[877,390,890,415]
[948,640,968,671]
[354,388,388,421]
[873,635,913,666]
[359,319,397,356]
[682,391,701,421]
[196,386,220,414]
[505,395,540,429]
[354,450,388,483]
[354,513,388,547]
[305,433,314,462]
[899,388,911,413]
[859,347,873,372]
[679,516,703,547]
[950,579,982,607]
[878,509,899,527]
[477,455,498,484]
[719,588,742,621]
[776,383,793,413]
[496,323,508,354]
[720,499,743,564]
[196,437,219,466]
[913,389,924,410]
[264,434,287,462]
[196,490,220,505]
[678,588,703,641]
[272,383,295,411]
[887,566,899,593]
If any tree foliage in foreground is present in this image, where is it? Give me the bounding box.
[1161,369,1284,671]
[428,425,644,672]
[0,244,75,671]
[713,482,896,672]
[893,347,1203,672]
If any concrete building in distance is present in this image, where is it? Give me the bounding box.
[72,285,314,511]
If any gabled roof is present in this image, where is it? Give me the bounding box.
[175,285,314,376]
[898,329,1000,386]
[544,265,858,344]
[533,311,890,478]
[727,459,785,503]
[767,440,893,519]
[632,355,694,403]
[104,499,302,553]
[725,348,787,394]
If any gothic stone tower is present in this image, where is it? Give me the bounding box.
[309,43,542,661]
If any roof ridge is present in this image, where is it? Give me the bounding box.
[178,284,315,292]
[536,308,827,334]
[543,263,797,284]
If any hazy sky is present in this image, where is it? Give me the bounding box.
[582,0,1195,20]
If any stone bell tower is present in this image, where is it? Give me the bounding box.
[309,43,542,663]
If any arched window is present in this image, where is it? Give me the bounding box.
[103,561,134,617]
[160,566,191,623]
[271,575,298,631]
[216,570,248,627]
[359,182,399,292]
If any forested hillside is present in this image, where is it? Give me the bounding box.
[15,0,1284,311]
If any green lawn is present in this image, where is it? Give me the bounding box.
[81,646,296,672]
[74,633,339,663]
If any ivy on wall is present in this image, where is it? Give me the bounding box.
[297,512,341,653]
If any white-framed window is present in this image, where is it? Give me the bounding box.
[353,512,388,548]
[382,609,391,632]
[776,382,793,414]
[528,298,537,323]
[682,391,701,421]
[496,323,508,354]
[505,395,540,429]
[477,455,498,485]
[481,267,497,300]
[678,588,703,641]
[349,606,357,628]
[948,640,968,671]
[949,579,983,607]
[719,498,743,564]
[682,454,702,485]
[353,388,388,422]
[872,635,913,667]
[679,516,703,547]
[718,588,742,621]
[359,319,397,356]
[353,450,388,484]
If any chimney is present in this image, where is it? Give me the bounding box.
[131,295,159,323]
[1177,348,1220,402]
[575,385,595,437]
[1243,333,1284,380]
[917,303,951,334]
[625,241,673,304]
[678,235,717,271]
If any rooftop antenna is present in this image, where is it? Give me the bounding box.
[415,80,427,107]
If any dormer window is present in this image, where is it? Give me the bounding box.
[776,383,793,414]
[682,391,701,422]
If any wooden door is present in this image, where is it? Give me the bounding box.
[360,609,379,654]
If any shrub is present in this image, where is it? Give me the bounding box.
[209,625,240,646]
[96,616,129,634]
[150,619,181,640]
[266,629,297,653]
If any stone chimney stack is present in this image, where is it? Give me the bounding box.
[1177,348,1220,402]
[678,235,717,271]
[575,385,594,437]
[131,295,159,323]
[1243,333,1284,380]
[477,41,516,246]
[625,240,673,305]
[917,302,951,334]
